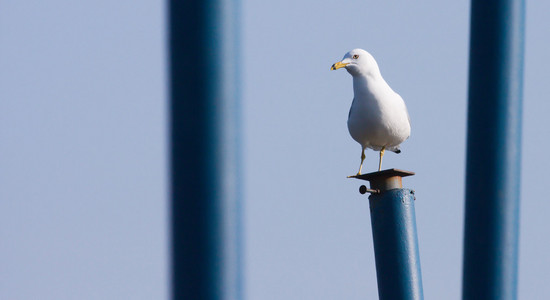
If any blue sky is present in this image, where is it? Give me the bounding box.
[2,1,550,299]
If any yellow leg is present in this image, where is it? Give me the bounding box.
[357,148,366,175]
[378,147,386,171]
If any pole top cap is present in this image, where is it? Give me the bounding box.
[349,168,415,192]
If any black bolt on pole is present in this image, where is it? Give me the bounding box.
[354,169,423,300]
[169,0,242,299]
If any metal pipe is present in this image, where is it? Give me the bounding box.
[463,0,525,299]
[169,0,242,299]
[355,169,423,300]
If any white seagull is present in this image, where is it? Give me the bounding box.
[331,49,411,175]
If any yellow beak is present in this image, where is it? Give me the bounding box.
[331,61,349,70]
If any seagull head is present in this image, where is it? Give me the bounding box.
[331,48,380,77]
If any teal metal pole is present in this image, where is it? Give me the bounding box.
[355,169,423,300]
[169,0,242,299]
[463,0,525,299]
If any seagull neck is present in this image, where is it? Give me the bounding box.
[353,74,385,95]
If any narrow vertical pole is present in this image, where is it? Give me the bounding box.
[355,169,423,300]
[463,0,525,299]
[169,0,242,299]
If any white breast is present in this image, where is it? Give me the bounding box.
[347,76,410,151]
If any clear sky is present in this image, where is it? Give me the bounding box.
[1,1,550,299]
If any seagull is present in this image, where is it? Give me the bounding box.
[331,49,410,175]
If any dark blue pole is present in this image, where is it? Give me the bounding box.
[169,0,242,299]
[356,169,423,300]
[463,0,524,299]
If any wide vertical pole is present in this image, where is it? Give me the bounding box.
[355,169,423,300]
[169,0,242,299]
[463,0,524,299]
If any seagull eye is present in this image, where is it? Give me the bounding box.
[352,54,359,59]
